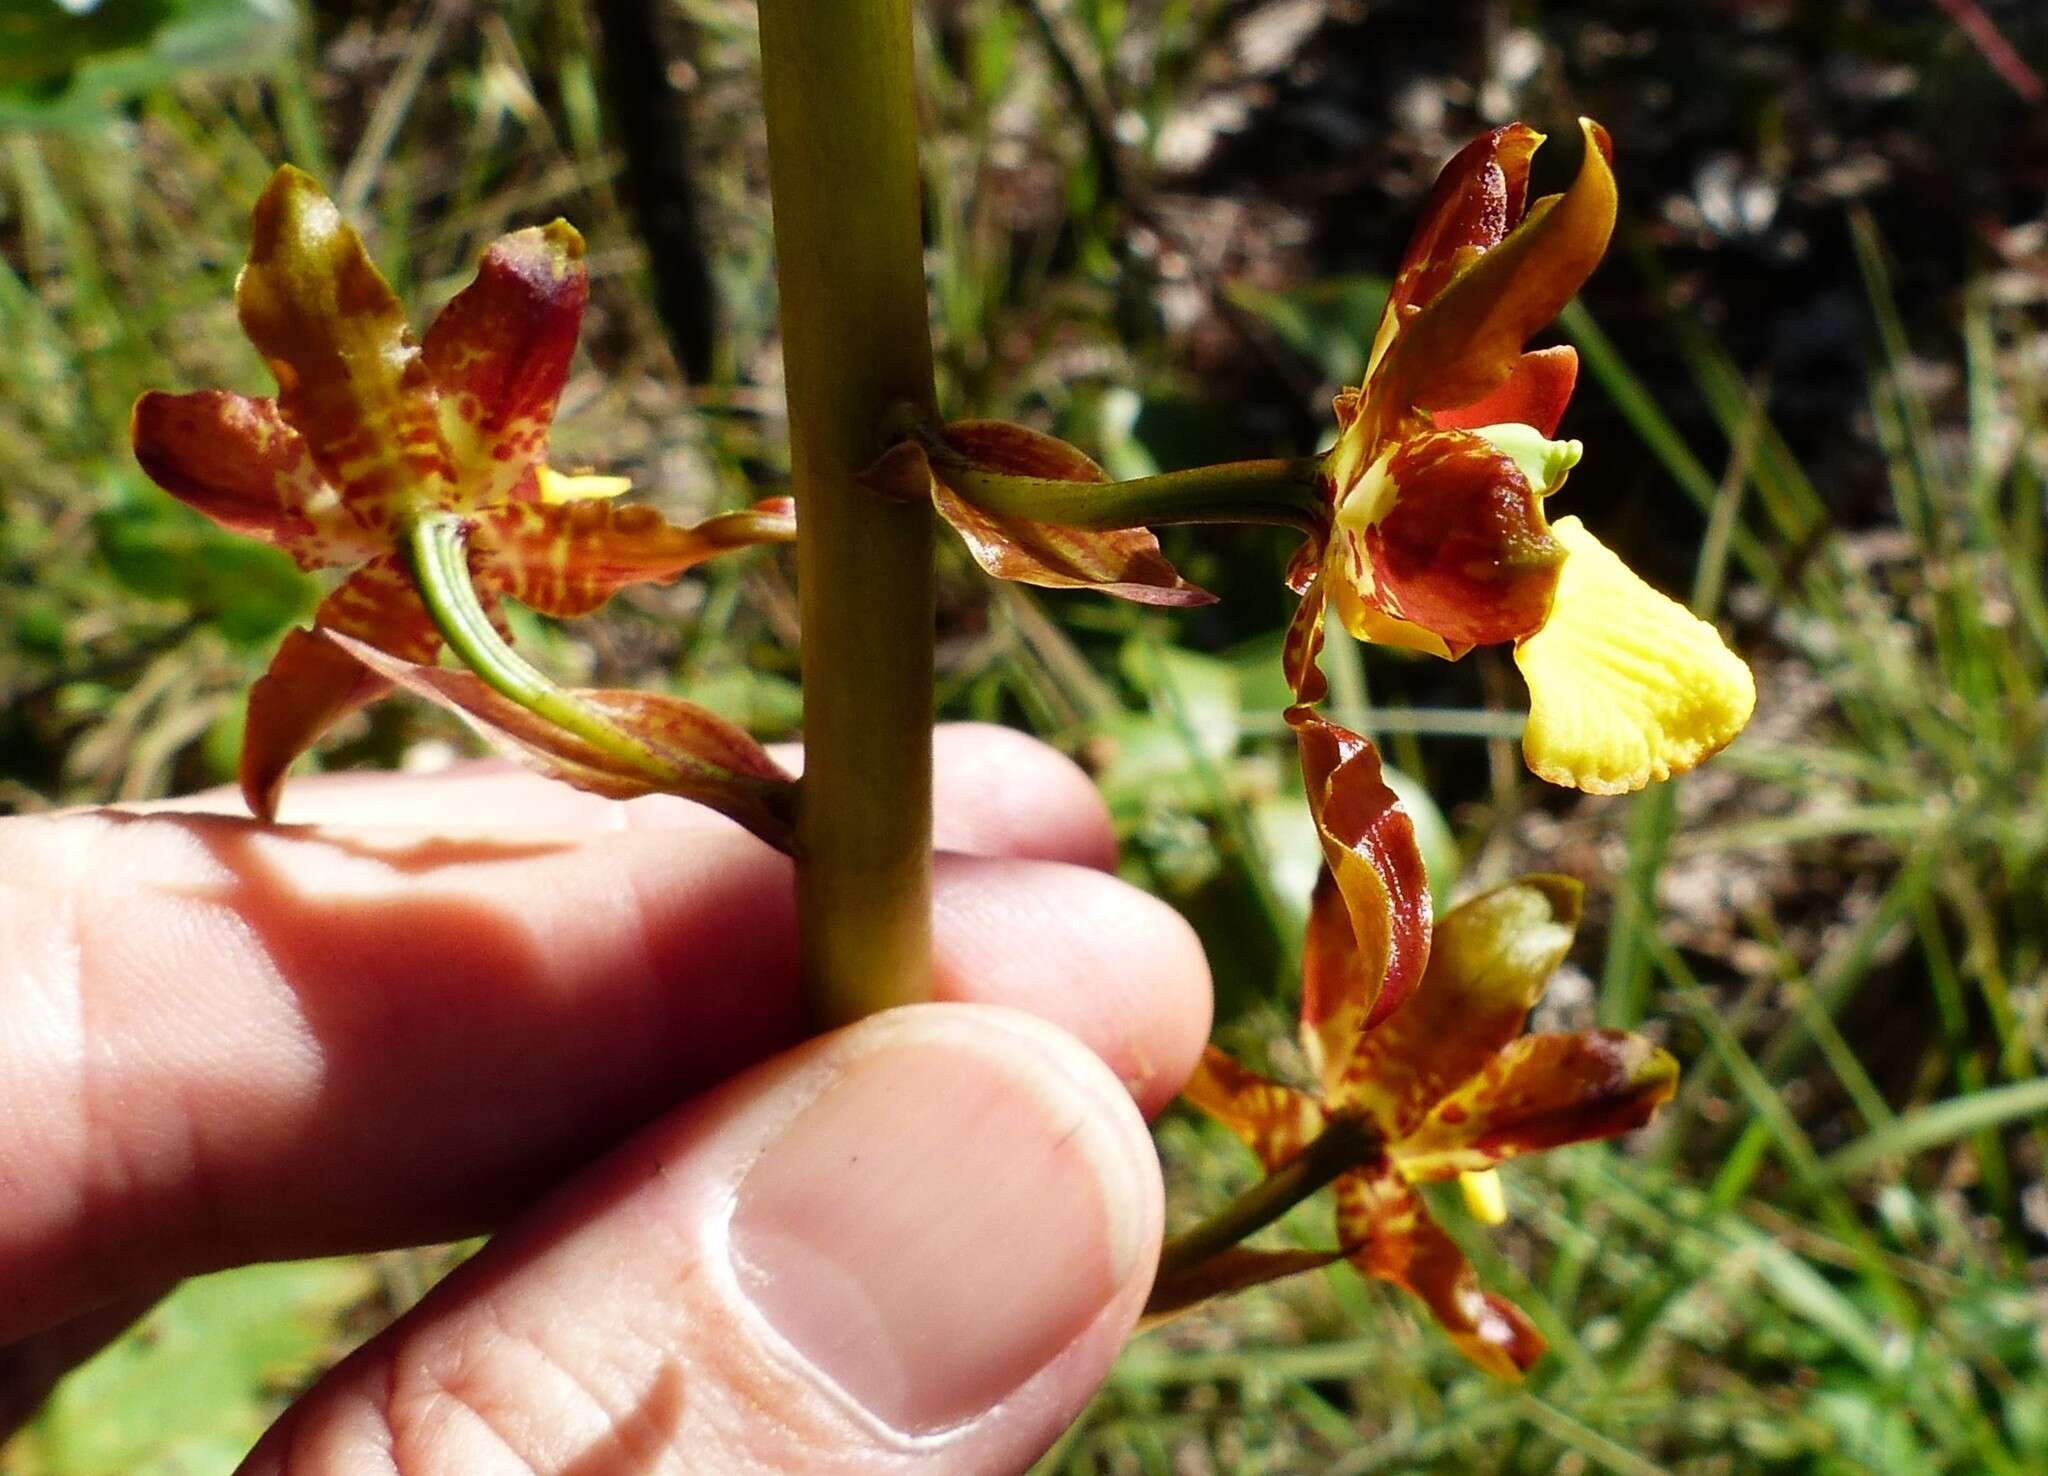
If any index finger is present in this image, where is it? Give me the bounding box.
[0,724,1210,1342]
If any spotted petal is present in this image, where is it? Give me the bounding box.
[1290,709,1433,1041]
[1182,1045,1326,1174]
[928,421,1213,606]
[1339,875,1581,1140]
[1392,1030,1679,1180]
[471,497,796,618]
[236,166,449,524]
[129,390,379,569]
[1514,516,1755,793]
[329,634,798,849]
[1370,120,1615,429]
[422,222,589,509]
[1336,1166,1546,1379]
[239,558,444,821]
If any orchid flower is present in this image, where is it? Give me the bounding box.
[1292,120,1755,795]
[1175,875,1677,1378]
[131,167,794,837]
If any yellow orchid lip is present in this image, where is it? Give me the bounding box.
[1515,517,1758,794]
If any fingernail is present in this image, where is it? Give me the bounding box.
[728,1017,1147,1434]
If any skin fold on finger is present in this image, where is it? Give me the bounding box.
[115,723,1119,872]
[0,808,1208,1343]
[238,1006,1164,1476]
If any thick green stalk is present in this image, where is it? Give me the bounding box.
[938,455,1329,534]
[759,0,938,1027]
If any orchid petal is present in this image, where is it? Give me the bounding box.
[328,634,797,849]
[1366,122,1543,377]
[422,222,589,509]
[1514,516,1755,793]
[470,497,796,618]
[1371,120,1616,429]
[1336,1166,1545,1379]
[130,390,376,569]
[235,166,449,524]
[1331,429,1563,652]
[1182,1045,1326,1174]
[930,420,1214,606]
[536,467,634,503]
[1291,709,1433,1040]
[1283,575,1329,704]
[1394,1030,1679,1180]
[239,630,391,823]
[1340,875,1581,1140]
[1433,345,1580,438]
[1459,1168,1508,1225]
[238,558,443,820]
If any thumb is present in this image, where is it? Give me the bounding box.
[239,1004,1163,1475]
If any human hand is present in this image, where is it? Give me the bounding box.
[0,725,1212,1473]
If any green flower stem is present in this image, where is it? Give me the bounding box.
[938,455,1330,534]
[1149,1115,1380,1299]
[404,515,668,783]
[760,0,939,1028]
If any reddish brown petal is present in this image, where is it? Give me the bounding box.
[471,497,797,618]
[1283,576,1330,704]
[422,222,588,509]
[930,420,1214,606]
[1339,876,1582,1140]
[1336,1166,1546,1379]
[1395,1031,1679,1180]
[238,561,443,820]
[1181,1045,1326,1174]
[1300,866,1380,1097]
[1432,345,1580,438]
[129,391,377,568]
[239,629,391,822]
[1142,1245,1347,1327]
[1290,709,1433,1045]
[329,634,797,849]
[1370,120,1616,427]
[1367,123,1544,374]
[313,556,446,662]
[1349,429,1563,651]
[236,166,449,526]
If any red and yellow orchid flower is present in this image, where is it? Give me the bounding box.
[1293,119,1755,795]
[131,166,793,825]
[1182,875,1677,1378]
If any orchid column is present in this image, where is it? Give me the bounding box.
[758,0,941,1026]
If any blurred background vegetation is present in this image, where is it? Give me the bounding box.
[2,0,2046,1470]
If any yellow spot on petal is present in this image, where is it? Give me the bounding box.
[1460,1168,1508,1226]
[538,466,632,503]
[1514,517,1754,794]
